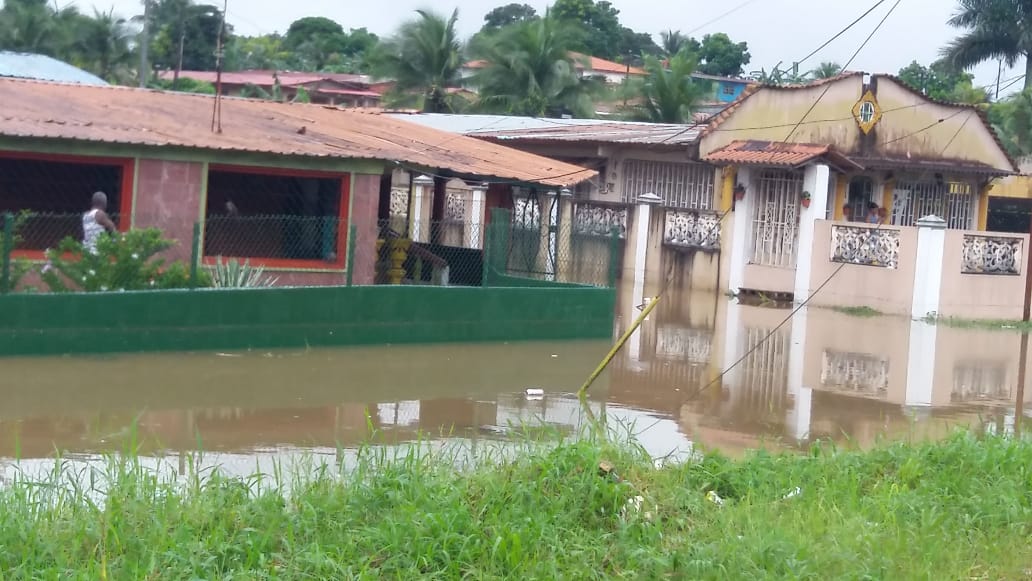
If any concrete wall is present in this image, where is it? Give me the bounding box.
[742,264,795,296]
[133,159,205,263]
[939,229,1030,320]
[0,284,616,357]
[806,220,918,315]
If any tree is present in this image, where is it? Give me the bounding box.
[697,33,750,77]
[472,14,598,118]
[369,9,464,113]
[224,34,292,71]
[617,28,662,62]
[635,49,710,123]
[283,16,349,70]
[990,89,1032,156]
[660,30,699,58]
[147,0,227,72]
[810,61,843,80]
[898,59,989,104]
[75,9,134,82]
[482,3,538,30]
[552,0,622,60]
[941,0,1032,91]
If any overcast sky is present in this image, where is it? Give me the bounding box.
[86,0,1021,95]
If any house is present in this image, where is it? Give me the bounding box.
[461,52,646,86]
[159,70,384,108]
[0,78,594,288]
[690,72,756,118]
[0,51,107,86]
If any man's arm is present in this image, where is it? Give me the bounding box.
[96,210,118,233]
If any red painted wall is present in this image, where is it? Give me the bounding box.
[350,173,380,285]
[134,159,204,263]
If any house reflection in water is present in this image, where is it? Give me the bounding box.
[610,279,1032,452]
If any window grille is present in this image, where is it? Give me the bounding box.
[622,159,714,210]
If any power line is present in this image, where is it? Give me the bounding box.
[795,0,888,68]
[685,0,762,36]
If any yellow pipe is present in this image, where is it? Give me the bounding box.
[578,295,662,398]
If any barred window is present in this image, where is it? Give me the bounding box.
[891,178,975,230]
[203,166,349,268]
[622,159,714,210]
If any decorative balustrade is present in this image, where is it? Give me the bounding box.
[388,188,408,219]
[663,210,720,250]
[656,325,712,364]
[952,362,1009,402]
[961,234,1022,275]
[820,350,889,396]
[573,203,628,238]
[444,192,466,224]
[513,196,541,230]
[830,225,900,269]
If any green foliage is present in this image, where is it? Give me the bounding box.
[368,9,465,114]
[634,50,710,123]
[273,17,379,72]
[696,33,751,77]
[207,257,279,288]
[990,88,1032,156]
[810,61,843,80]
[147,0,228,72]
[482,3,538,30]
[223,33,292,71]
[898,59,989,104]
[551,0,659,61]
[472,13,599,118]
[3,432,1032,577]
[149,76,216,94]
[38,228,204,293]
[941,0,1032,91]
[1,211,32,293]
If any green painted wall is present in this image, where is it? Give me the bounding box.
[0,285,616,357]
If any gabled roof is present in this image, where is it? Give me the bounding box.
[0,51,107,86]
[0,78,595,188]
[704,140,864,173]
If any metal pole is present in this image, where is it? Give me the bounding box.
[189,221,201,289]
[1,213,13,294]
[346,224,357,287]
[578,296,662,398]
[481,218,492,287]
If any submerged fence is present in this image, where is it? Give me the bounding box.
[0,209,622,294]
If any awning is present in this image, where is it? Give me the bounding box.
[704,140,864,173]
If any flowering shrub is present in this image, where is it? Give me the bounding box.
[39,229,208,293]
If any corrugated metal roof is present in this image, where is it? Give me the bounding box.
[0,78,595,188]
[464,53,646,76]
[0,51,107,86]
[704,140,864,172]
[388,113,703,147]
[159,70,373,87]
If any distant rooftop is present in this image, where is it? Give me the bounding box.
[386,113,703,148]
[0,51,107,86]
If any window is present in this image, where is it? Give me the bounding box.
[890,177,975,230]
[0,153,132,256]
[846,177,874,221]
[203,166,349,269]
[722,84,737,96]
[622,159,714,210]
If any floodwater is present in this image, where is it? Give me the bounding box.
[2,281,1029,479]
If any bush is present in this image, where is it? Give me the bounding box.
[39,229,207,292]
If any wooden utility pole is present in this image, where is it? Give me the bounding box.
[1016,213,1032,435]
[138,0,151,88]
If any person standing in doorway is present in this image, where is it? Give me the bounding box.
[83,191,118,253]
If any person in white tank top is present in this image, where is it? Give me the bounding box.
[83,191,118,253]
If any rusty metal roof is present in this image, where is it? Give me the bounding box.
[158,70,373,87]
[0,78,595,187]
[704,140,864,172]
[388,113,703,148]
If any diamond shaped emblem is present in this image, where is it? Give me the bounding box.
[852,90,883,135]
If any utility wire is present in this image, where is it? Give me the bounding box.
[795,0,888,68]
[685,0,762,36]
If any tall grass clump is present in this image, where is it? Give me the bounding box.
[1,431,1032,578]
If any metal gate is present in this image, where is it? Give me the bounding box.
[751,170,802,267]
[509,188,545,277]
[891,179,975,229]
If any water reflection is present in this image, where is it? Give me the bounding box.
[2,284,1031,469]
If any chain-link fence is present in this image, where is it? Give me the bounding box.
[1,208,621,293]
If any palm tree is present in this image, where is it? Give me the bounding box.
[472,14,598,118]
[75,9,134,82]
[942,0,1032,90]
[635,49,710,124]
[991,89,1032,155]
[660,30,689,57]
[0,0,63,55]
[810,61,842,80]
[369,8,464,113]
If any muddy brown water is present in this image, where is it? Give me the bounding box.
[1,286,1027,475]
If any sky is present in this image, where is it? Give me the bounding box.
[86,0,1023,96]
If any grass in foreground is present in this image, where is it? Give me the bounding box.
[829,305,884,318]
[2,432,1032,579]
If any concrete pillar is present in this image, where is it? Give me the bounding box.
[727,168,753,294]
[633,193,662,286]
[411,175,433,243]
[721,300,743,388]
[786,306,812,442]
[904,319,938,408]
[795,164,831,302]
[912,215,947,320]
[469,183,487,249]
[557,188,574,282]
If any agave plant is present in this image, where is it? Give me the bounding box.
[208,257,279,289]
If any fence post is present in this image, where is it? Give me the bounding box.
[346,224,357,287]
[189,221,201,289]
[481,218,493,287]
[608,226,621,288]
[1,213,12,294]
